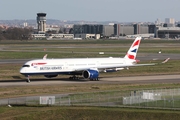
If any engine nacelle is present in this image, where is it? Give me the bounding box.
[44,74,58,78]
[83,69,99,79]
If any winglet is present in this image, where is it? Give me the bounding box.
[162,58,170,63]
[124,37,141,60]
[43,54,48,60]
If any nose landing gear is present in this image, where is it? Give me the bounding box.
[26,75,30,83]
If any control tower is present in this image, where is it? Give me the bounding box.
[37,13,46,33]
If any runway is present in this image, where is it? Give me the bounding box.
[0,74,179,87]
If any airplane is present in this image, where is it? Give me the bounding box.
[20,37,155,83]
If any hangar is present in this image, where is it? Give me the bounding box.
[155,27,180,39]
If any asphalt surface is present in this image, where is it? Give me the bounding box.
[0,74,180,87]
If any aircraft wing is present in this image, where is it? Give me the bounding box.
[128,63,156,67]
[73,67,97,71]
[73,63,156,72]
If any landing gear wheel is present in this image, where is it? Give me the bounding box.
[26,79,30,83]
[69,75,79,80]
[89,78,99,81]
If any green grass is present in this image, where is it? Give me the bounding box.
[1,84,180,119]
[0,106,180,120]
[1,39,180,60]
[0,47,180,59]
[137,99,180,108]
[1,38,180,44]
[0,51,124,59]
[4,46,180,54]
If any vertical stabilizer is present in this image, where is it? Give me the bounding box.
[124,37,141,59]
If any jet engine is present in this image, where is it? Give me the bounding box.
[44,74,58,78]
[82,69,99,80]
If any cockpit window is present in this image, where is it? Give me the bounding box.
[22,65,30,67]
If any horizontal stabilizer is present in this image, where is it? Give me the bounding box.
[43,54,48,60]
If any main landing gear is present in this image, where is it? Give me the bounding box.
[90,78,99,81]
[69,75,80,80]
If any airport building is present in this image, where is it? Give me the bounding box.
[148,25,156,34]
[73,24,155,39]
[31,33,74,40]
[31,34,46,40]
[32,14,180,40]
[155,27,180,39]
[154,18,180,38]
[46,34,74,40]
[74,34,100,39]
[103,25,114,37]
[165,18,175,24]
[73,24,103,34]
[114,24,134,36]
[37,13,47,33]
[114,24,149,36]
[73,24,114,38]
[133,24,149,34]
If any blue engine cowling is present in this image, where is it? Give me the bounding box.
[83,69,99,79]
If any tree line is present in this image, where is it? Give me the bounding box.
[0,27,33,40]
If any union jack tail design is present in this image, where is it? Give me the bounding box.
[124,37,141,60]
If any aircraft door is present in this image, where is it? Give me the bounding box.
[64,62,71,71]
[96,61,100,67]
[123,60,126,65]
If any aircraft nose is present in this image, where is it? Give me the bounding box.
[20,67,26,74]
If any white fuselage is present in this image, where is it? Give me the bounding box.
[20,57,136,75]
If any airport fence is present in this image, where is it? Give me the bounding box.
[1,88,180,109]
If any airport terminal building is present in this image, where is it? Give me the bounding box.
[32,23,180,40]
[114,24,152,37]
[73,24,155,39]
[155,26,180,39]
[64,24,180,39]
[73,24,114,39]
[32,12,180,40]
